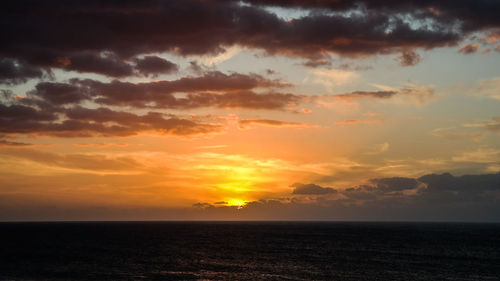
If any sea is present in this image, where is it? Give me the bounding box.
[1,222,499,280]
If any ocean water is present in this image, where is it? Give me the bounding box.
[1,222,499,280]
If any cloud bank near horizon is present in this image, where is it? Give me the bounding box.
[1,172,498,221]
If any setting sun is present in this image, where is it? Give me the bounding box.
[226,199,247,208]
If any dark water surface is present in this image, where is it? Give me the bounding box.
[1,222,499,280]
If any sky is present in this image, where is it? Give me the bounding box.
[0,0,499,221]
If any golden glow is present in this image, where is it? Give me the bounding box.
[226,199,247,208]
[0,136,366,210]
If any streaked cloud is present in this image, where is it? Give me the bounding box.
[239,119,317,129]
[306,68,359,92]
[452,148,500,163]
[431,127,483,142]
[474,77,500,100]
[335,119,384,126]
[291,183,337,195]
[0,104,222,137]
[464,117,500,132]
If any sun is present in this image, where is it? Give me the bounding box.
[226,199,247,208]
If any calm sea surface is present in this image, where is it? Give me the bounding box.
[1,222,499,280]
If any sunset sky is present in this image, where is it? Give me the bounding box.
[1,0,499,221]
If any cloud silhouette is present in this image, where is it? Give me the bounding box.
[184,172,500,221]
[1,172,498,221]
[2,0,499,78]
[0,58,44,85]
[24,71,295,109]
[334,91,398,99]
[0,104,221,137]
[371,177,420,192]
[332,86,435,104]
[134,56,179,77]
[292,183,337,195]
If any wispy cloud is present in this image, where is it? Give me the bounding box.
[335,119,384,126]
[239,119,318,129]
[305,68,359,93]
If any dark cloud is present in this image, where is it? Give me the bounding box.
[397,50,421,67]
[193,172,500,221]
[64,107,221,136]
[332,86,435,104]
[0,103,58,123]
[342,172,500,207]
[292,183,337,195]
[27,82,88,105]
[134,56,179,77]
[242,0,500,33]
[334,91,398,99]
[58,52,135,77]
[0,58,43,85]
[192,202,215,209]
[239,119,312,128]
[0,103,220,137]
[459,43,479,54]
[184,90,300,110]
[417,172,500,195]
[24,71,297,110]
[214,201,228,205]
[371,177,420,192]
[2,0,498,77]
[309,172,500,207]
[0,70,302,138]
[303,58,332,68]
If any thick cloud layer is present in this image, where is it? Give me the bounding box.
[0,103,220,137]
[244,0,500,32]
[24,71,294,108]
[0,69,303,139]
[134,56,179,77]
[0,58,44,85]
[2,0,499,80]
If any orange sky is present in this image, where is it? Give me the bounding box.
[1,0,500,221]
